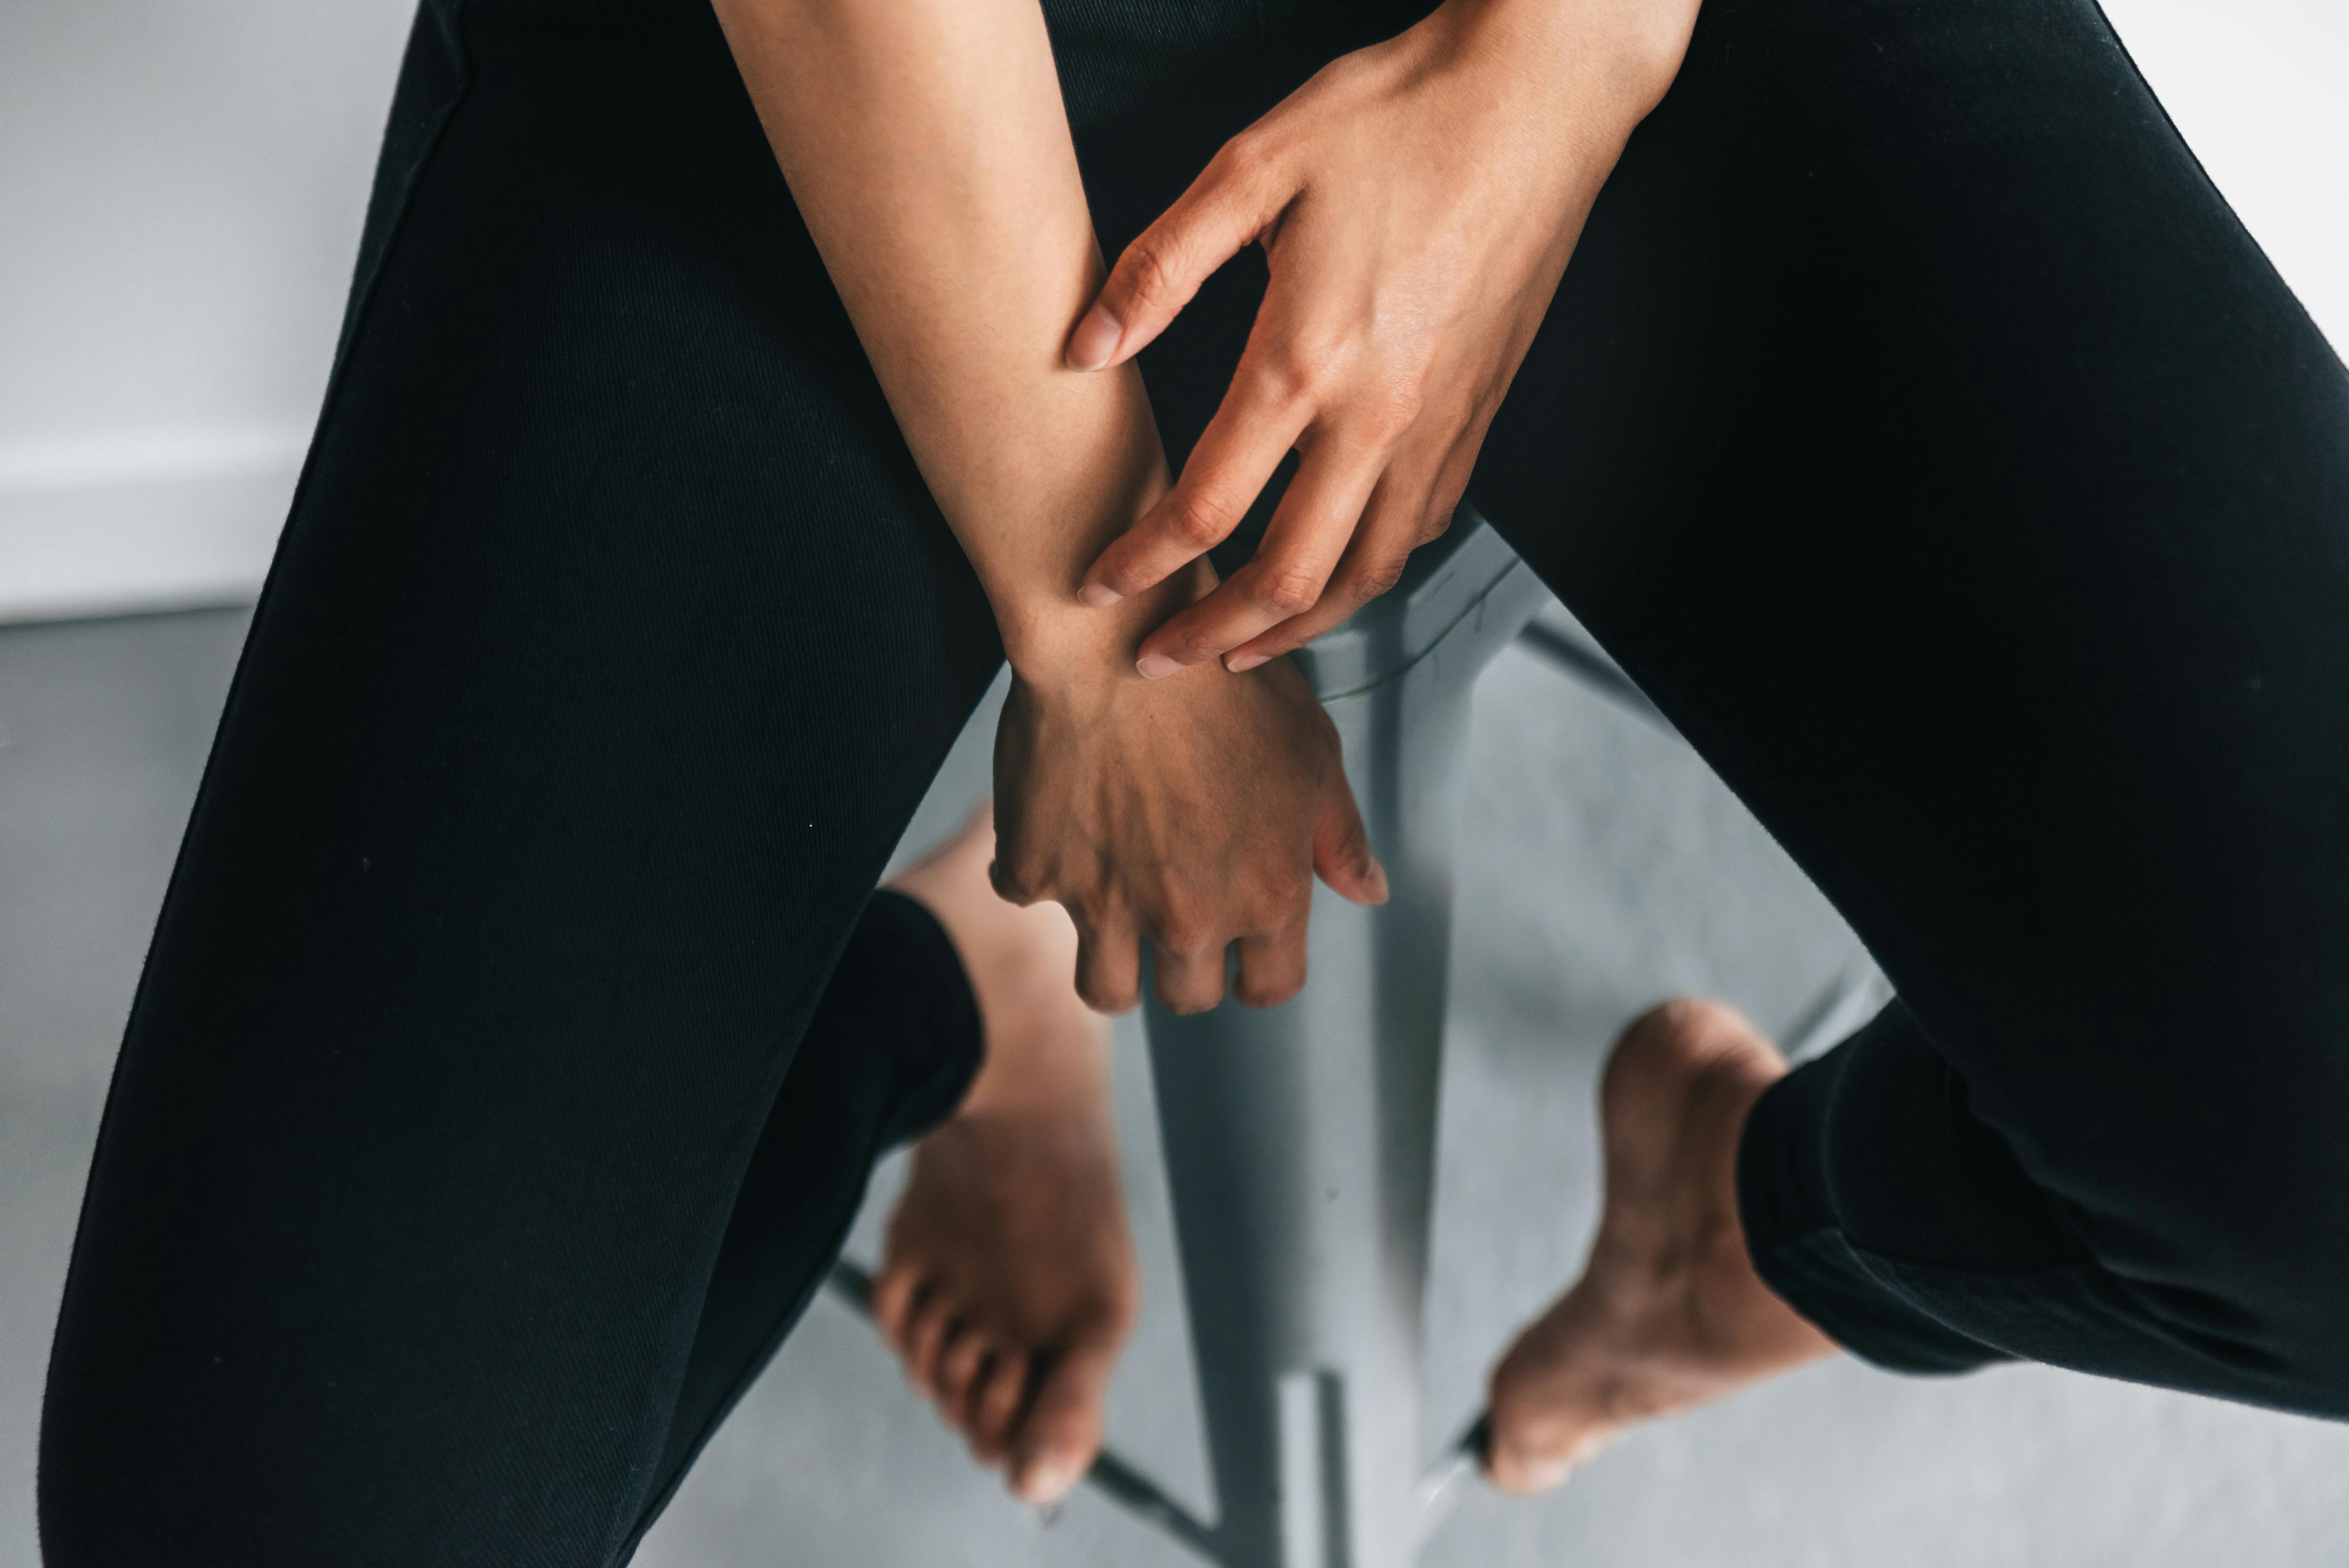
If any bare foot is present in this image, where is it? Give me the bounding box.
[1484,999,1839,1493]
[870,806,1140,1506]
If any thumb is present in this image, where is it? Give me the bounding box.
[1312,773,1388,907]
[1066,141,1288,372]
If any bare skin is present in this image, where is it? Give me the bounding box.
[1483,998,1841,1493]
[1072,0,1702,674]
[870,807,1141,1506]
[713,0,1385,1017]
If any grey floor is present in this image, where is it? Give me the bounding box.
[4,608,2347,1567]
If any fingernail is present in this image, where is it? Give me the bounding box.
[1366,858,1391,903]
[1224,650,1269,673]
[1078,581,1123,608]
[1136,652,1182,680]
[1066,303,1123,370]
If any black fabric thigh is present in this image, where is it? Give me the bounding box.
[1064,0,2349,1416]
[37,0,2349,1564]
[37,5,999,1564]
[1465,0,2349,1411]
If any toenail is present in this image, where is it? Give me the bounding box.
[1523,1459,1574,1491]
[1021,1456,1081,1504]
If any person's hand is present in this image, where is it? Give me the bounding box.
[991,620,1388,1015]
[1066,0,1698,675]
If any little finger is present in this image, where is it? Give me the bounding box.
[1232,923,1308,1010]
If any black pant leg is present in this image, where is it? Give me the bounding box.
[37,3,1001,1563]
[621,890,984,1554]
[1464,0,2349,1413]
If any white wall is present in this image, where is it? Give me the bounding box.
[0,0,2342,625]
[0,0,413,622]
[2102,0,2349,350]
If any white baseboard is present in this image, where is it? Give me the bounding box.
[0,426,303,625]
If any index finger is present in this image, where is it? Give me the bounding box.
[1079,363,1311,612]
[1071,909,1142,1014]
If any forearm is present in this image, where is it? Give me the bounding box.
[711,0,1191,685]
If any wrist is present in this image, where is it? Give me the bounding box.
[999,558,1216,694]
[1438,0,1698,123]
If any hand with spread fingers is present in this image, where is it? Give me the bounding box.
[1067,0,1699,676]
[991,604,1388,1016]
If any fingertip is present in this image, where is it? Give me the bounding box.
[1065,301,1123,371]
[1077,580,1123,609]
[1136,651,1183,680]
[1234,978,1301,1010]
[1224,650,1269,673]
[1324,854,1389,907]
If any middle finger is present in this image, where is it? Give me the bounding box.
[1223,462,1435,668]
[1153,938,1230,1015]
[1231,921,1308,1009]
[1135,431,1387,676]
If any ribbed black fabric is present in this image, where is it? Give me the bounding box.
[38,0,2349,1561]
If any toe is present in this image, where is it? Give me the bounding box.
[968,1349,1029,1464]
[1482,1379,1594,1495]
[934,1325,992,1426]
[1482,1305,1612,1495]
[1482,1390,1599,1495]
[870,1264,922,1353]
[1009,1340,1115,1505]
[902,1294,955,1400]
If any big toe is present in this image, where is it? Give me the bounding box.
[1008,1341,1115,1505]
[1484,1393,1604,1495]
[1483,1308,1616,1494]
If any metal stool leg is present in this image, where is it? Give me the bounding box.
[823,510,1891,1561]
[1144,513,1545,1568]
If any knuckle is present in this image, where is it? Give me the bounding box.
[990,862,1043,904]
[1259,344,1334,410]
[1156,899,1221,955]
[1120,232,1186,310]
[1254,565,1325,617]
[1080,978,1135,1014]
[1210,129,1272,185]
[1160,918,1214,956]
[1168,494,1236,551]
[1361,386,1425,444]
[1350,555,1408,601]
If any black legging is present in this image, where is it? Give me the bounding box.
[39,0,2349,1560]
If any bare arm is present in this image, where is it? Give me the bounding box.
[710,0,1166,668]
[711,0,1387,1012]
